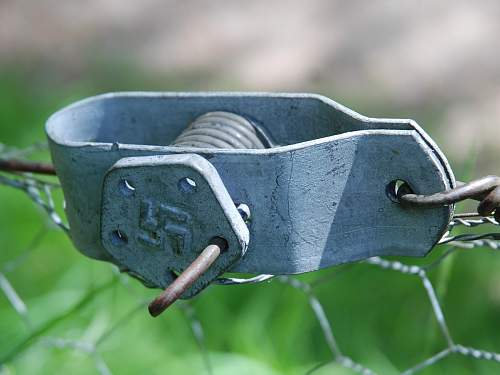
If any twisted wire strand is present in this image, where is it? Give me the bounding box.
[449,215,499,227]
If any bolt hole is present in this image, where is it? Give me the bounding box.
[178,177,197,193]
[110,229,128,246]
[210,236,229,252]
[170,270,181,278]
[119,179,135,197]
[386,179,413,203]
[236,203,251,222]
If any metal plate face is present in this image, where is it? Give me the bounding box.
[101,154,249,296]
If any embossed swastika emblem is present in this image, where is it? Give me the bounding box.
[101,154,249,298]
[137,198,193,256]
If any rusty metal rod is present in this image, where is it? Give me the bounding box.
[398,175,500,220]
[398,176,500,207]
[478,185,500,217]
[0,159,56,175]
[148,237,227,317]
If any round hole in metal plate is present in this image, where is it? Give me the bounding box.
[110,229,128,246]
[386,179,412,203]
[118,179,135,197]
[178,177,197,194]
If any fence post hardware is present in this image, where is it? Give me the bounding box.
[45,92,465,314]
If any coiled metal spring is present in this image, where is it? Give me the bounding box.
[173,111,266,149]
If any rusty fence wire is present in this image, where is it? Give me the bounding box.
[1,142,500,375]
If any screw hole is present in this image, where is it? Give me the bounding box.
[386,179,413,203]
[110,229,128,246]
[119,179,135,197]
[210,236,229,252]
[236,203,251,222]
[178,177,197,193]
[170,270,181,278]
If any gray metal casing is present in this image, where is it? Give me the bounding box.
[46,92,455,284]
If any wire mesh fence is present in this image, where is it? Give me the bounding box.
[1,142,500,374]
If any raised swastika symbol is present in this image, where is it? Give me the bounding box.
[137,198,193,256]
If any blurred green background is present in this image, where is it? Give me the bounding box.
[1,1,500,374]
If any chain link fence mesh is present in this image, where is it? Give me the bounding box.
[1,142,500,374]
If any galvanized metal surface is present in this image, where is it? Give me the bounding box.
[46,92,455,288]
[101,154,248,297]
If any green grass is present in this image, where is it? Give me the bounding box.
[1,66,500,374]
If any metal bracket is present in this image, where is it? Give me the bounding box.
[101,154,249,297]
[46,92,455,292]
